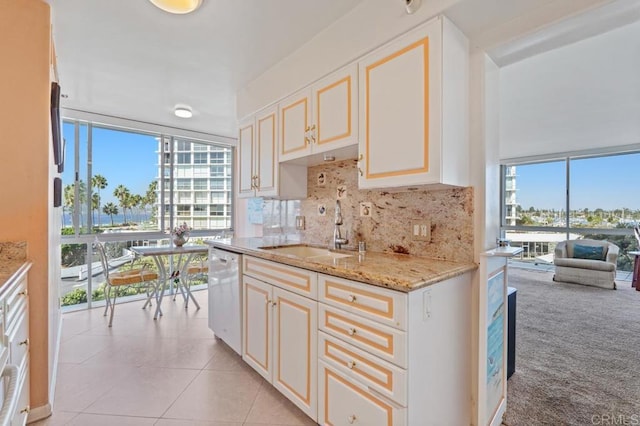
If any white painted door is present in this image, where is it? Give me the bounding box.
[272,287,317,420]
[255,105,278,197]
[279,89,312,162]
[242,276,272,381]
[237,117,255,198]
[358,18,443,190]
[312,64,358,155]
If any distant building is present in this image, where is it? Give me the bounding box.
[157,138,233,230]
[504,165,518,226]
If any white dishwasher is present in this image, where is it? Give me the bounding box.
[208,248,242,355]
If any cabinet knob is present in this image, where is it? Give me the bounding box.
[348,414,357,424]
[347,294,357,303]
[19,289,28,297]
[20,405,30,414]
[19,338,29,346]
[347,328,357,336]
[304,136,310,145]
[271,301,278,308]
[357,154,363,161]
[346,360,356,369]
[305,125,311,132]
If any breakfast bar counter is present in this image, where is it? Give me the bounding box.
[206,237,477,292]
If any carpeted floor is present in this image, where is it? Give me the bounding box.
[504,267,640,426]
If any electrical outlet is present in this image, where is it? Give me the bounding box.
[411,219,431,241]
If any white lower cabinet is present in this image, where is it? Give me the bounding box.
[243,271,317,420]
[242,255,472,426]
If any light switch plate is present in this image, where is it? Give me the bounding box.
[411,219,431,241]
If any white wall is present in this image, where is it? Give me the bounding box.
[499,21,640,160]
[237,0,461,119]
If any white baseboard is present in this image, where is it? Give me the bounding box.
[49,313,63,407]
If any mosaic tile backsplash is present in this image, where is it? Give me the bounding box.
[263,159,474,262]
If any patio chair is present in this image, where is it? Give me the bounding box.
[94,240,159,326]
[172,254,207,309]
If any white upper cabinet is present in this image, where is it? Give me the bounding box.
[279,65,358,163]
[357,16,469,190]
[238,105,307,200]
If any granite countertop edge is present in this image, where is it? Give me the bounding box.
[0,261,32,292]
[206,238,478,293]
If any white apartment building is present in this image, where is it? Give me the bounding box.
[158,138,233,231]
[504,165,518,226]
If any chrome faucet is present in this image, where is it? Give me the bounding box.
[332,200,349,249]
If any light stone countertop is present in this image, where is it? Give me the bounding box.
[206,237,478,292]
[0,241,29,291]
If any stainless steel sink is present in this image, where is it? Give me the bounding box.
[259,244,352,260]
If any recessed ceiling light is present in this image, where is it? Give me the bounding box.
[174,106,193,118]
[148,0,202,14]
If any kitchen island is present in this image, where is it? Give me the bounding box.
[206,237,477,426]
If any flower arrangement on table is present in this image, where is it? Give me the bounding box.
[171,222,190,246]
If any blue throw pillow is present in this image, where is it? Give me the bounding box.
[573,244,605,260]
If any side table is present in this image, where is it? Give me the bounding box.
[630,251,640,291]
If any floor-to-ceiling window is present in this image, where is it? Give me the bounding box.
[501,151,640,270]
[60,118,234,310]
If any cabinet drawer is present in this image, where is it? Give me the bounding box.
[12,361,29,426]
[319,361,406,426]
[7,307,29,372]
[5,278,27,330]
[244,256,317,298]
[319,331,406,406]
[319,304,406,368]
[319,274,406,330]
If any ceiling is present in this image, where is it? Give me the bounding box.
[48,0,637,139]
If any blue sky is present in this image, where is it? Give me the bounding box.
[516,153,640,211]
[62,122,158,205]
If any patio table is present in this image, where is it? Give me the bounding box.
[130,244,208,319]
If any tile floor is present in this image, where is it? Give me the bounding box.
[33,290,317,426]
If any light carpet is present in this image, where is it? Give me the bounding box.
[504,267,640,426]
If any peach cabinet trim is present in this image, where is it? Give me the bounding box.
[244,283,269,371]
[324,310,394,355]
[324,368,393,426]
[316,75,352,145]
[323,279,394,319]
[324,339,393,392]
[281,97,309,155]
[365,36,430,179]
[245,258,312,292]
[277,296,312,405]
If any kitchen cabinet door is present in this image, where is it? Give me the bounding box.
[242,275,272,381]
[358,16,468,190]
[237,117,255,198]
[279,89,312,162]
[272,287,317,420]
[311,64,358,155]
[255,105,278,197]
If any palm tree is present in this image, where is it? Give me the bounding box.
[113,185,131,224]
[145,181,158,223]
[91,193,100,227]
[63,184,74,229]
[102,202,118,226]
[91,174,108,227]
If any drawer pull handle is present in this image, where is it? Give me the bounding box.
[19,339,29,346]
[348,414,357,424]
[347,328,357,336]
[19,290,28,297]
[347,294,357,303]
[20,405,30,414]
[346,360,356,369]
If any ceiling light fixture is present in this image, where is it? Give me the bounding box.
[148,0,202,14]
[404,0,422,14]
[174,106,193,118]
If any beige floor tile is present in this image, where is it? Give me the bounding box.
[66,413,158,425]
[162,370,263,423]
[58,334,114,364]
[155,420,240,426]
[203,344,251,373]
[244,385,317,426]
[53,363,139,412]
[29,411,78,426]
[84,367,199,418]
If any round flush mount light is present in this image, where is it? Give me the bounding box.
[174,106,193,118]
[404,0,422,14]
[148,0,202,14]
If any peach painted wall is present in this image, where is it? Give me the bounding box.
[0,0,53,412]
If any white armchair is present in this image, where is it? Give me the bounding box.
[553,239,619,289]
